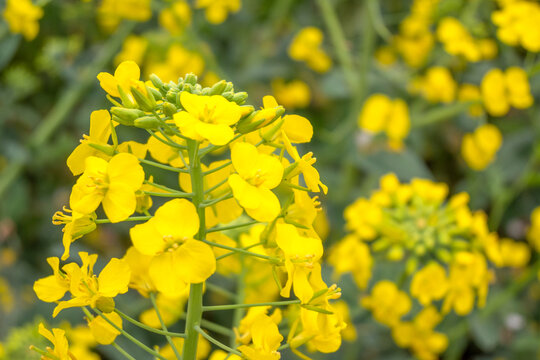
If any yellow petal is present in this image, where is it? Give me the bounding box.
[231,142,258,178]
[89,312,122,345]
[244,188,281,222]
[89,109,112,142]
[149,252,188,297]
[103,183,137,223]
[174,240,216,283]
[195,122,234,145]
[153,199,199,239]
[97,72,119,97]
[130,219,165,256]
[98,258,131,297]
[33,275,68,302]
[107,153,145,190]
[282,115,313,143]
[229,174,261,209]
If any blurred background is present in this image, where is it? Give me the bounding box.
[1,0,540,359]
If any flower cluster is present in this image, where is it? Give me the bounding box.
[2,0,43,41]
[492,0,540,52]
[289,27,332,73]
[329,173,531,359]
[357,94,410,150]
[33,61,344,360]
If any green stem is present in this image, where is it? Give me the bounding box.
[143,180,184,193]
[143,190,194,198]
[203,161,232,175]
[91,308,167,360]
[201,239,281,263]
[200,319,235,337]
[138,157,189,173]
[200,193,233,207]
[114,309,185,338]
[202,300,301,312]
[151,292,182,360]
[147,129,187,150]
[194,326,242,356]
[215,241,265,261]
[367,0,393,42]
[411,102,473,128]
[112,342,137,360]
[183,140,206,360]
[0,22,134,198]
[315,0,357,94]
[206,220,259,234]
[95,215,151,224]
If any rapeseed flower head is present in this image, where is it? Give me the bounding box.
[411,67,457,103]
[492,0,540,52]
[70,153,145,223]
[130,199,216,297]
[461,124,502,171]
[36,323,73,360]
[289,27,332,73]
[237,313,283,360]
[195,0,241,24]
[358,94,410,150]
[2,0,43,41]
[271,79,311,109]
[34,252,131,317]
[174,92,243,145]
[481,67,533,116]
[159,0,192,34]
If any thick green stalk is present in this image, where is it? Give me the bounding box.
[183,140,206,360]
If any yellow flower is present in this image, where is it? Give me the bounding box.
[195,0,241,24]
[97,0,151,31]
[114,35,148,66]
[461,124,502,171]
[159,1,191,34]
[67,110,113,176]
[288,27,332,73]
[358,94,410,150]
[481,67,533,116]
[70,153,145,223]
[147,45,205,82]
[52,207,97,261]
[436,17,483,62]
[88,312,122,345]
[34,252,131,317]
[228,142,283,221]
[2,0,43,41]
[159,335,211,360]
[174,92,243,145]
[283,135,328,194]
[410,263,449,306]
[276,223,323,303]
[130,199,216,297]
[33,257,70,303]
[361,280,411,326]
[37,323,72,360]
[492,1,540,52]
[391,307,448,360]
[328,235,373,289]
[271,79,311,109]
[413,67,457,103]
[237,313,283,360]
[97,60,145,101]
[442,252,489,316]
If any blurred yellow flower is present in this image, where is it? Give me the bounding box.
[2,0,43,41]
[461,124,502,171]
[289,27,332,73]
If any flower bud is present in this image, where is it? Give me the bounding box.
[149,73,165,91]
[134,116,161,130]
[232,91,248,105]
[111,107,146,125]
[166,89,178,103]
[184,73,198,85]
[209,80,227,95]
[95,296,115,313]
[162,102,178,117]
[222,91,234,101]
[131,86,156,112]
